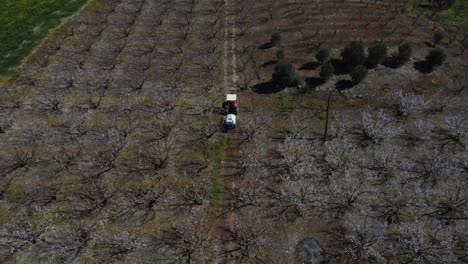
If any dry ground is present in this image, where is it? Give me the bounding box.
[0,0,467,263]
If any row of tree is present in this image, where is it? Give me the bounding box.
[271,36,447,90]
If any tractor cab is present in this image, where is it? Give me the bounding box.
[222,94,238,115]
[220,94,238,131]
[223,114,236,130]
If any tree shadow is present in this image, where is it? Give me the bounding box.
[418,3,432,9]
[253,81,284,94]
[299,62,321,70]
[259,42,273,50]
[423,41,435,48]
[305,77,325,89]
[261,60,277,68]
[413,61,433,74]
[382,56,402,69]
[364,59,381,69]
[330,59,349,75]
[335,80,353,91]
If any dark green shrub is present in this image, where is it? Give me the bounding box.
[341,41,366,71]
[271,32,281,46]
[320,62,334,81]
[273,61,299,87]
[366,43,387,68]
[431,0,455,10]
[351,65,367,84]
[276,49,285,60]
[425,48,446,68]
[396,43,413,64]
[433,31,443,46]
[316,48,330,64]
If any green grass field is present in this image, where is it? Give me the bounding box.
[435,0,468,24]
[0,0,87,75]
[406,0,468,24]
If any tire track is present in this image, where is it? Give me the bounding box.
[231,13,238,91]
[215,0,243,261]
[224,0,229,92]
[224,0,237,93]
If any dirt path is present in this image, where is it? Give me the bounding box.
[212,0,244,260]
[224,0,238,93]
[223,1,229,92]
[231,13,238,90]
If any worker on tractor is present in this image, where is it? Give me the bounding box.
[222,94,238,115]
[222,100,238,115]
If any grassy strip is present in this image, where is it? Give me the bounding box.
[276,93,296,113]
[209,133,227,213]
[434,0,468,24]
[0,0,87,75]
[405,0,468,24]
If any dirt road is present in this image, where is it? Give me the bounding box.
[212,0,246,260]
